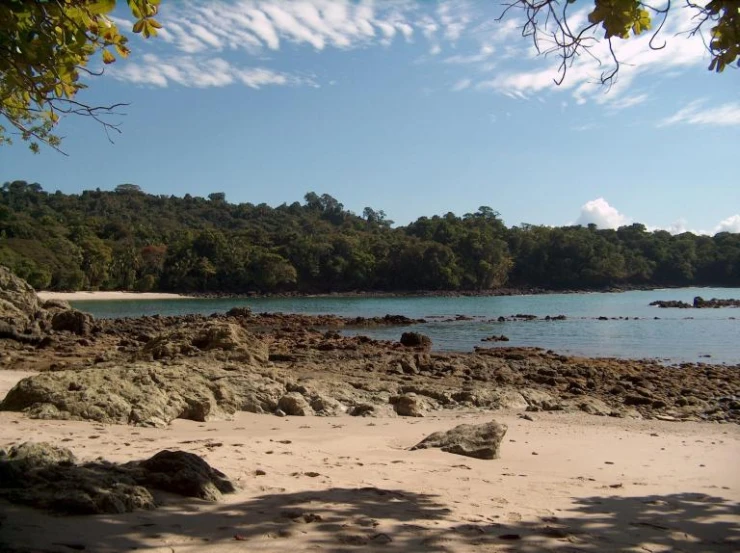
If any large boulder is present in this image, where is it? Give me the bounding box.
[394,393,426,417]
[143,322,268,364]
[0,363,286,427]
[410,421,508,460]
[51,309,93,335]
[0,266,79,341]
[0,443,235,515]
[278,392,313,416]
[0,265,41,319]
[400,332,432,348]
[131,450,235,501]
[0,266,44,338]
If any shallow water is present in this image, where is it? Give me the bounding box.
[71,287,740,364]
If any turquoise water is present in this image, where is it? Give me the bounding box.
[71,288,740,364]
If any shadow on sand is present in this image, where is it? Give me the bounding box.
[1,486,738,552]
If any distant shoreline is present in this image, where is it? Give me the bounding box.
[36,284,739,302]
[37,291,192,301]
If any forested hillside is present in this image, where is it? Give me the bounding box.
[1,181,738,293]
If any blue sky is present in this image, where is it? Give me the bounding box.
[1,0,738,233]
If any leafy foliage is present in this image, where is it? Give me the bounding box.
[588,0,652,39]
[0,0,161,152]
[1,181,738,293]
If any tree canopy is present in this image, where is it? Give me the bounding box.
[0,0,161,152]
[1,181,737,293]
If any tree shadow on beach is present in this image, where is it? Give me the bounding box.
[2,485,739,552]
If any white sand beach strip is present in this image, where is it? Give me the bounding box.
[36,291,191,301]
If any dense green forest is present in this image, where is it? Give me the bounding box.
[1,180,738,293]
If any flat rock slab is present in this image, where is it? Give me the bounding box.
[410,421,508,459]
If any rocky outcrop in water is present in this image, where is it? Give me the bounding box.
[692,296,740,308]
[650,296,740,308]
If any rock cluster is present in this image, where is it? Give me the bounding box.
[0,265,92,343]
[650,296,740,308]
[1,268,738,426]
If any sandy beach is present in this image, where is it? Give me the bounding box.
[1,370,739,553]
[37,291,191,301]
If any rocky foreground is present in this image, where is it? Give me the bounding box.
[2,268,740,553]
[1,268,738,427]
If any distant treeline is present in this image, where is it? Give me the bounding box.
[1,181,738,293]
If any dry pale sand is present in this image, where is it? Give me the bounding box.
[0,372,738,553]
[37,291,190,301]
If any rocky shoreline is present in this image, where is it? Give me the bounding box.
[177,282,731,300]
[1,268,738,428]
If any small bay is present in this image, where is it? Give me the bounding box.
[71,287,740,364]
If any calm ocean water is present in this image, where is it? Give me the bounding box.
[71,288,740,364]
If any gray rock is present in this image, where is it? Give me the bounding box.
[521,389,562,411]
[131,450,235,501]
[400,332,432,348]
[278,392,313,416]
[0,363,286,427]
[42,298,72,312]
[309,394,346,416]
[143,321,268,364]
[410,421,508,459]
[349,402,393,417]
[51,309,93,335]
[394,393,426,417]
[561,396,613,416]
[0,265,40,318]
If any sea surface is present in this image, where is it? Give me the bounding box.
[70,288,740,365]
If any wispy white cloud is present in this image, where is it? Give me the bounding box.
[436,1,472,42]
[606,93,649,110]
[156,0,408,54]
[111,0,719,104]
[116,0,440,89]
[475,5,709,107]
[451,78,472,92]
[108,54,315,89]
[444,44,494,64]
[658,100,740,128]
